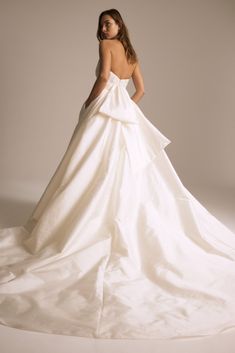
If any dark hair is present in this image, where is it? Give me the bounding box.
[96,9,138,64]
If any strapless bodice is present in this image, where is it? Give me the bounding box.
[95,60,130,89]
[107,71,130,88]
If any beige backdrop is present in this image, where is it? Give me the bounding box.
[0,0,235,202]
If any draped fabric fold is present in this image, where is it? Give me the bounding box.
[97,80,139,124]
[0,65,235,340]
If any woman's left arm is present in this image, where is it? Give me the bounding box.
[84,40,111,108]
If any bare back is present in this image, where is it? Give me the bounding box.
[98,39,145,96]
[109,40,137,79]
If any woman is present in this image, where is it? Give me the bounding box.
[0,8,235,340]
[84,9,144,109]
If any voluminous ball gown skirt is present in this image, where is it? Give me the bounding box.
[0,65,235,340]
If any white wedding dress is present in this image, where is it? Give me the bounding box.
[0,61,235,340]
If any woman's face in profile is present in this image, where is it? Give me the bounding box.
[100,15,120,39]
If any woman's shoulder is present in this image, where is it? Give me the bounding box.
[99,39,113,46]
[98,40,113,55]
[99,39,120,48]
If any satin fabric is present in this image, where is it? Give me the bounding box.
[0,63,235,340]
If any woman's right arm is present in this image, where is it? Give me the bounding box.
[131,62,145,103]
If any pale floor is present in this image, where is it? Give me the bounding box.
[0,184,234,353]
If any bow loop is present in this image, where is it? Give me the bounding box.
[97,83,138,124]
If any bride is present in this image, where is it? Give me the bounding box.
[0,8,235,340]
[84,11,144,109]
